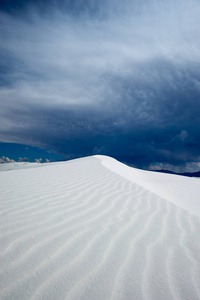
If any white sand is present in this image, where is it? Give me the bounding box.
[0,162,44,172]
[0,156,200,300]
[97,155,200,217]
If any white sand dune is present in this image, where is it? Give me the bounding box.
[0,162,44,172]
[0,156,200,300]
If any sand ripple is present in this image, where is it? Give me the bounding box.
[0,157,200,299]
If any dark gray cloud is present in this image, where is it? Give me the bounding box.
[0,0,200,171]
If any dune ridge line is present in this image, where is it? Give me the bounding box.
[95,155,200,217]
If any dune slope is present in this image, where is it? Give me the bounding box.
[0,156,200,300]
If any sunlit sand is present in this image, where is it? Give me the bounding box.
[1,156,200,300]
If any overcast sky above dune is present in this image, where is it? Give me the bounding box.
[0,0,200,171]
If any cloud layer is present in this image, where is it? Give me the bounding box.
[0,0,200,170]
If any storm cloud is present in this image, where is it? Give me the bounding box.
[0,0,200,170]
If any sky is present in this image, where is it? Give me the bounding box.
[0,142,65,163]
[0,0,200,171]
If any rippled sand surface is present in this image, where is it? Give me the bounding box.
[1,156,200,300]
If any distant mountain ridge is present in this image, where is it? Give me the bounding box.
[154,169,200,177]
